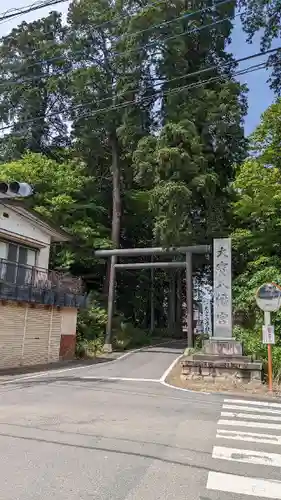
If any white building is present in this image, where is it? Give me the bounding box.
[0,199,85,369]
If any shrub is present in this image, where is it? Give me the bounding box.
[76,296,107,357]
[77,301,107,341]
[112,322,151,350]
[234,325,281,379]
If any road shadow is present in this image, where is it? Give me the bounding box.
[0,420,213,457]
[0,428,220,474]
[0,340,185,381]
[0,357,115,379]
[0,376,121,390]
[134,348,184,354]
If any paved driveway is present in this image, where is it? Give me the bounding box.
[0,342,280,499]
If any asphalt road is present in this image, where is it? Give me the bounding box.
[0,341,281,499]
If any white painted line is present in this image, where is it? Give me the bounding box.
[223,404,281,415]
[207,471,281,498]
[212,445,281,467]
[160,379,210,395]
[216,429,281,445]
[221,411,281,422]
[81,376,159,383]
[159,354,210,394]
[160,354,183,382]
[0,340,175,385]
[218,419,281,430]
[224,398,281,409]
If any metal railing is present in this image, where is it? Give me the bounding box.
[0,258,83,294]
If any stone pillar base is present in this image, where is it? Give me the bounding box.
[180,337,262,384]
[203,338,242,356]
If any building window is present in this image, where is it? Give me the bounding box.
[0,242,37,285]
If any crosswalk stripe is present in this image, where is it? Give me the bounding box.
[221,411,281,421]
[218,419,281,430]
[207,471,281,498]
[223,403,281,415]
[216,429,281,445]
[224,398,281,409]
[212,445,281,467]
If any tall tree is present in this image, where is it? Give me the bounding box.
[239,0,281,93]
[0,11,70,161]
[250,97,281,167]
[134,0,247,245]
[232,98,281,274]
[231,99,281,334]
[0,152,110,274]
[68,0,156,249]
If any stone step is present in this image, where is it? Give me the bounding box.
[193,354,253,363]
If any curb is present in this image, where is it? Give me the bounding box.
[0,339,183,386]
[160,356,281,401]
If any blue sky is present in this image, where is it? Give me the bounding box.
[0,1,278,136]
[229,18,279,136]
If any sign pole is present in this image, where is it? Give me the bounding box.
[264,311,273,392]
[268,343,273,392]
[256,283,281,392]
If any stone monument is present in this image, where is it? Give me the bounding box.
[204,238,241,356]
[181,238,262,383]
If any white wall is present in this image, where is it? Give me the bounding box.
[0,205,51,269]
[61,308,78,336]
[37,246,50,269]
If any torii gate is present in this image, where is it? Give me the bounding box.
[95,238,232,352]
[95,245,210,351]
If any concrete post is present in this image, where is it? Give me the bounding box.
[104,255,117,352]
[186,252,193,347]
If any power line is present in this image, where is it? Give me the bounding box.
[0,0,235,79]
[124,14,237,58]
[0,53,274,134]
[71,62,269,122]
[0,45,278,124]
[0,0,69,22]
[0,57,271,134]
[59,47,279,115]
[123,0,234,42]
[0,0,230,31]
[66,0,234,35]
[0,14,241,90]
[0,0,165,30]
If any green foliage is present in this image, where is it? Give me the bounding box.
[232,101,281,273]
[233,263,281,324]
[0,152,86,218]
[234,325,281,379]
[0,12,70,161]
[76,298,108,357]
[112,322,151,351]
[133,119,220,245]
[239,0,281,92]
[0,152,110,270]
[232,98,281,377]
[250,98,281,166]
[0,0,249,346]
[77,302,108,341]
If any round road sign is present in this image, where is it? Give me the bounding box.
[256,282,281,312]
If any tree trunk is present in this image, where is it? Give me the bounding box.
[103,130,121,295]
[168,271,176,337]
[110,130,121,248]
[176,271,182,338]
